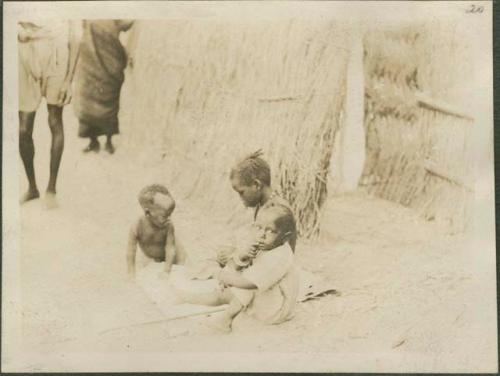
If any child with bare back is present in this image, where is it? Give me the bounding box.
[127,184,187,278]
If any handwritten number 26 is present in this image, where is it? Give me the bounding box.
[466,4,484,13]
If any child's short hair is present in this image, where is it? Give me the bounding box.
[230,149,271,187]
[138,184,175,213]
[267,204,297,246]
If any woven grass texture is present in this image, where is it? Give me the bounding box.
[360,22,474,232]
[120,20,351,238]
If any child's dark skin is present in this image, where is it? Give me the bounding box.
[127,196,185,277]
[210,209,293,332]
[216,175,274,265]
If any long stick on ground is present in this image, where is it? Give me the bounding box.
[99,306,226,335]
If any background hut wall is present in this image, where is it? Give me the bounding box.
[360,22,475,232]
[120,20,352,238]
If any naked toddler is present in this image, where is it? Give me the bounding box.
[127,184,187,278]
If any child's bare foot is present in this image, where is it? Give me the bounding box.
[43,191,59,210]
[205,314,232,333]
[20,188,40,204]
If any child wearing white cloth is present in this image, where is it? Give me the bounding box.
[189,204,299,332]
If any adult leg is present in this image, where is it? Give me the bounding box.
[105,134,115,154]
[19,111,40,203]
[45,104,64,208]
[83,134,100,153]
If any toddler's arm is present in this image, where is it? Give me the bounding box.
[216,246,235,267]
[218,268,257,290]
[226,253,252,271]
[163,222,176,273]
[231,246,259,270]
[127,222,139,277]
[225,258,243,271]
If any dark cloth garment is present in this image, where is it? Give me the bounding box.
[74,20,133,138]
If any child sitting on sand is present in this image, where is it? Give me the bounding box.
[216,150,296,267]
[127,184,187,278]
[190,204,299,332]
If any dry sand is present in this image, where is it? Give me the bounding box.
[16,103,495,371]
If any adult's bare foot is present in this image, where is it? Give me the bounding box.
[105,140,115,154]
[43,191,59,210]
[83,139,100,153]
[20,188,40,204]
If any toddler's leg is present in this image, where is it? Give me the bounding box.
[177,289,225,306]
[217,297,244,332]
[208,288,253,333]
[207,296,243,333]
[173,281,228,306]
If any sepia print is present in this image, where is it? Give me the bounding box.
[2,1,497,372]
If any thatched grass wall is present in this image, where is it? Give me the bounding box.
[360,22,474,232]
[120,20,351,238]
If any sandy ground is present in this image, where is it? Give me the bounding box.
[12,103,497,372]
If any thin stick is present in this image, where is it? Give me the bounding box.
[416,92,474,122]
[99,306,226,335]
[422,159,473,192]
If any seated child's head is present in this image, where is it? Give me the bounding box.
[254,204,296,251]
[138,184,175,228]
[230,150,271,208]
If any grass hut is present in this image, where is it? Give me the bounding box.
[119,17,474,239]
[120,19,352,238]
[360,21,475,233]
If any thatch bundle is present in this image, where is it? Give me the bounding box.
[120,20,351,238]
[360,22,474,232]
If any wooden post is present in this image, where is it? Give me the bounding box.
[335,30,366,193]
